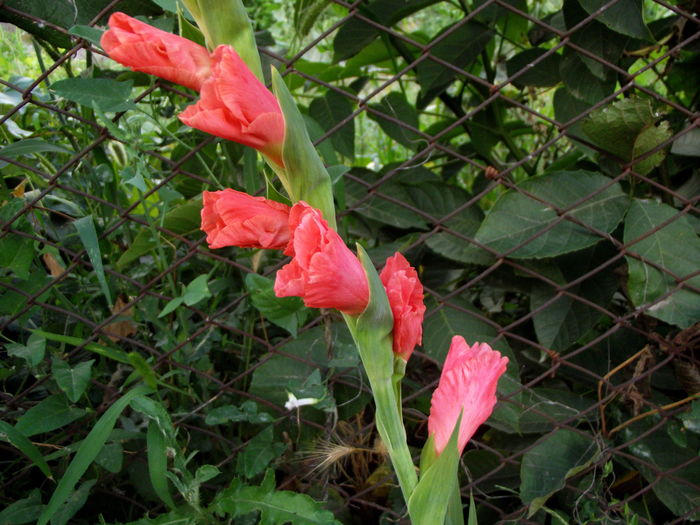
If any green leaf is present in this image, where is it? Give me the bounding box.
[0,138,72,159]
[94,441,123,474]
[52,359,94,403]
[15,394,85,437]
[0,421,52,479]
[530,247,618,351]
[214,469,342,524]
[182,274,211,306]
[73,215,112,306]
[68,25,104,46]
[205,400,273,425]
[506,48,562,88]
[309,90,355,158]
[37,385,152,525]
[626,424,700,519]
[475,170,628,259]
[116,230,156,269]
[245,273,307,336]
[51,78,134,113]
[631,120,672,175]
[559,50,616,104]
[409,417,462,525]
[671,128,700,157]
[583,97,671,174]
[0,233,34,280]
[146,421,176,510]
[578,0,652,40]
[345,169,428,230]
[50,479,95,525]
[236,426,287,479]
[623,199,700,328]
[368,92,422,149]
[127,352,159,389]
[416,21,493,106]
[32,330,131,365]
[7,333,46,367]
[0,489,43,525]
[520,429,598,516]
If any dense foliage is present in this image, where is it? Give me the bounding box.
[1,0,699,523]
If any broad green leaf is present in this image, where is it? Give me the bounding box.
[51,78,134,113]
[368,92,422,149]
[249,324,352,406]
[416,21,493,106]
[68,25,103,46]
[0,489,43,525]
[15,394,85,437]
[578,0,652,40]
[626,424,700,519]
[50,479,95,525]
[631,121,672,175]
[309,90,355,158]
[214,469,342,524]
[345,169,428,230]
[671,128,700,157]
[74,215,112,306]
[182,274,211,306]
[94,441,123,473]
[0,233,34,280]
[205,400,273,425]
[583,97,671,174]
[506,48,562,88]
[623,199,700,328]
[7,333,46,367]
[520,429,598,516]
[37,385,152,525]
[560,50,616,104]
[52,359,94,403]
[245,273,307,336]
[530,247,618,351]
[0,421,52,479]
[475,170,628,259]
[236,426,287,479]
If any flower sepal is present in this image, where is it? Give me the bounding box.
[409,413,464,525]
[343,244,394,384]
[270,68,336,230]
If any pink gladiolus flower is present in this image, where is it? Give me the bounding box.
[200,189,291,250]
[274,202,369,315]
[428,336,508,456]
[101,12,212,91]
[379,253,425,361]
[179,46,285,167]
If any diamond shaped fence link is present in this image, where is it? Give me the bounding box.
[1,0,699,523]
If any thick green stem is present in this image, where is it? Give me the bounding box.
[370,374,418,501]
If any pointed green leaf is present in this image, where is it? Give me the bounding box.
[0,421,52,479]
[73,215,112,306]
[52,359,94,403]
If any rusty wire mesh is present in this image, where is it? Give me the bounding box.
[1,0,699,523]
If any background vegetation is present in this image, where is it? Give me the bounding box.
[1,0,699,523]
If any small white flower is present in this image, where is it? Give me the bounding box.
[284,392,320,411]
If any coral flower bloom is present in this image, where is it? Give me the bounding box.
[101,12,212,91]
[379,253,425,361]
[274,203,369,315]
[200,189,291,250]
[179,46,285,166]
[428,337,508,456]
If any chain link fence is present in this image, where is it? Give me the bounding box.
[1,0,699,523]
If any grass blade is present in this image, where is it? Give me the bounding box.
[73,215,112,307]
[37,385,151,525]
[0,421,53,479]
[147,420,176,510]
